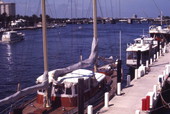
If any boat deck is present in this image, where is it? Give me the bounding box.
[98,44,170,114]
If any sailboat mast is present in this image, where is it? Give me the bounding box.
[42,0,48,72]
[93,0,97,39]
[41,0,51,107]
[92,0,98,71]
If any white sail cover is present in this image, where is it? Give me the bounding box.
[53,37,98,79]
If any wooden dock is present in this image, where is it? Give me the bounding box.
[97,44,170,114]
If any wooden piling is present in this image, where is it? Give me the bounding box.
[117,60,122,83]
[78,78,84,114]
[137,50,141,68]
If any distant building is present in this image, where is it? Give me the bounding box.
[0,0,16,16]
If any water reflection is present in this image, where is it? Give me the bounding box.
[6,44,13,70]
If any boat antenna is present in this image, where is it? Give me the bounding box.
[41,0,51,107]
[160,11,163,26]
[92,0,98,72]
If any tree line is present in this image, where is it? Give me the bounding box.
[0,13,55,28]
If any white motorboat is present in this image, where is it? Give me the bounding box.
[126,35,158,67]
[1,31,24,43]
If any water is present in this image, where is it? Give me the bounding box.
[0,23,150,111]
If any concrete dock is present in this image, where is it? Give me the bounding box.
[98,45,170,114]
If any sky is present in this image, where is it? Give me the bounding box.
[3,0,170,18]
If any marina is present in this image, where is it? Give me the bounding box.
[0,0,170,114]
[0,23,150,113]
[1,22,170,114]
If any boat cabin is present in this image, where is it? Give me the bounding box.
[126,36,158,67]
[36,69,106,107]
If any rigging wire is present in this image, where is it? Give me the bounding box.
[98,0,104,17]
[118,0,121,20]
[110,0,114,17]
[104,0,108,17]
[74,0,78,18]
[86,0,92,18]
[152,0,163,25]
[81,0,84,17]
[53,0,57,18]
[64,0,70,18]
[71,0,73,18]
[46,0,54,18]
[36,0,41,16]
[24,0,28,16]
[152,0,162,14]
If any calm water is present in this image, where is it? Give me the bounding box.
[0,23,150,111]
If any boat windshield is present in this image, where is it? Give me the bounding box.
[127,51,137,60]
[144,40,152,44]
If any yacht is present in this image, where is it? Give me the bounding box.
[149,25,170,42]
[126,35,158,67]
[1,31,24,43]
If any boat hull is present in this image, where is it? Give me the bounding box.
[12,64,117,114]
[36,81,105,107]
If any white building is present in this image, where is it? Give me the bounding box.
[0,0,16,16]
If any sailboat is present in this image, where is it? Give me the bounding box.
[0,0,118,113]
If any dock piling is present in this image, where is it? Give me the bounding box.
[150,58,152,65]
[127,75,131,87]
[117,83,121,95]
[17,83,21,92]
[158,75,164,88]
[135,69,138,79]
[142,98,146,111]
[135,110,140,114]
[154,54,156,62]
[160,45,162,56]
[153,85,157,100]
[117,60,122,83]
[146,96,150,111]
[165,64,170,75]
[87,105,93,114]
[104,92,109,108]
[146,60,149,68]
[157,52,159,59]
[147,92,154,108]
[78,78,84,114]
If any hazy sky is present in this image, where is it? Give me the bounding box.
[3,0,170,18]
